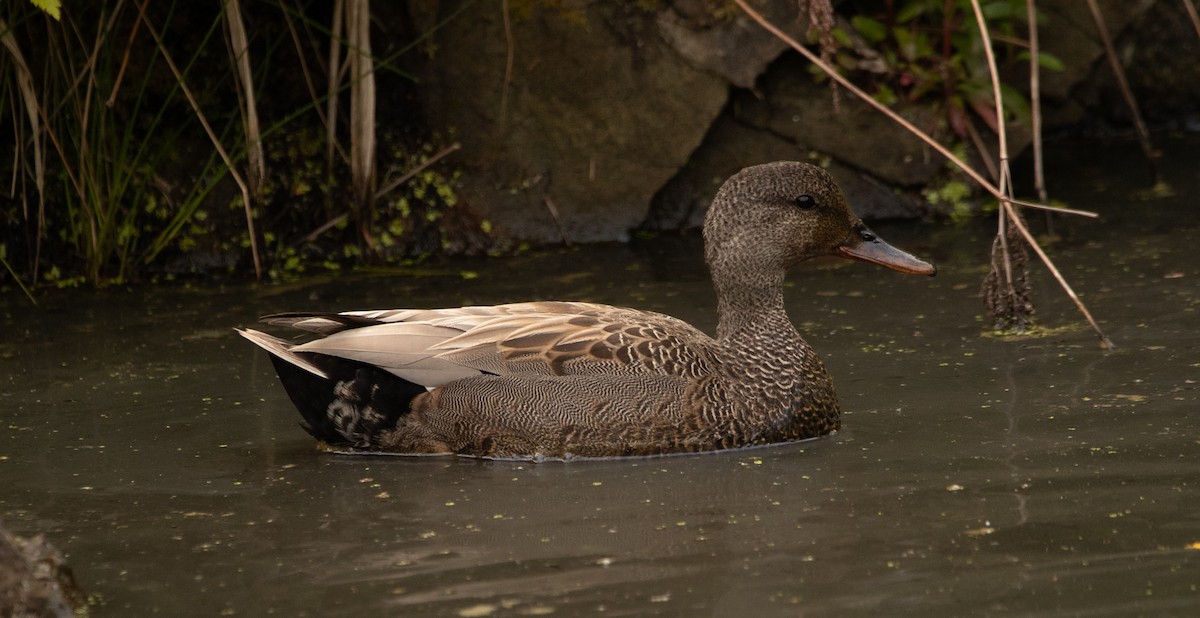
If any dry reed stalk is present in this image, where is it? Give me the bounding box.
[970,0,1026,331]
[326,0,344,170]
[105,0,143,108]
[964,120,999,181]
[139,2,262,279]
[1185,0,1200,41]
[346,0,376,212]
[296,133,454,247]
[543,196,571,246]
[223,0,265,195]
[972,4,1010,178]
[6,109,16,196]
[375,142,461,200]
[1084,0,1160,184]
[297,213,348,245]
[500,0,514,126]
[1026,0,1047,202]
[972,0,1108,346]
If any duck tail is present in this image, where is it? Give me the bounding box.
[237,329,427,449]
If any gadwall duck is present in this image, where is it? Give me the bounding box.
[239,161,934,460]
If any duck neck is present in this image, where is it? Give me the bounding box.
[712,270,798,346]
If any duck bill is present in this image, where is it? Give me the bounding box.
[834,223,936,275]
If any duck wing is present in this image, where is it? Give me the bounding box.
[262,301,718,388]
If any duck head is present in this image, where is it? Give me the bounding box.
[704,161,936,278]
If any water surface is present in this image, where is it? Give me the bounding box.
[2,139,1199,616]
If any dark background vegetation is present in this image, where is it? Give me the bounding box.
[1,0,1196,292]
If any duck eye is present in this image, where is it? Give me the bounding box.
[793,195,816,210]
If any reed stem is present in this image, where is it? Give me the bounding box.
[1084,0,1160,184]
[1026,0,1047,203]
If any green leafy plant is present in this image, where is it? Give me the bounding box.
[834,0,1062,139]
[27,0,59,20]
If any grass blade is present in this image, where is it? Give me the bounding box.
[1,251,37,305]
[138,0,262,279]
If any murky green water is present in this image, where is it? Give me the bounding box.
[3,139,1199,616]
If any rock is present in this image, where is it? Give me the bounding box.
[415,2,733,243]
[735,54,951,188]
[734,57,950,188]
[644,113,923,232]
[0,522,84,618]
[408,0,1169,244]
[656,0,810,89]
